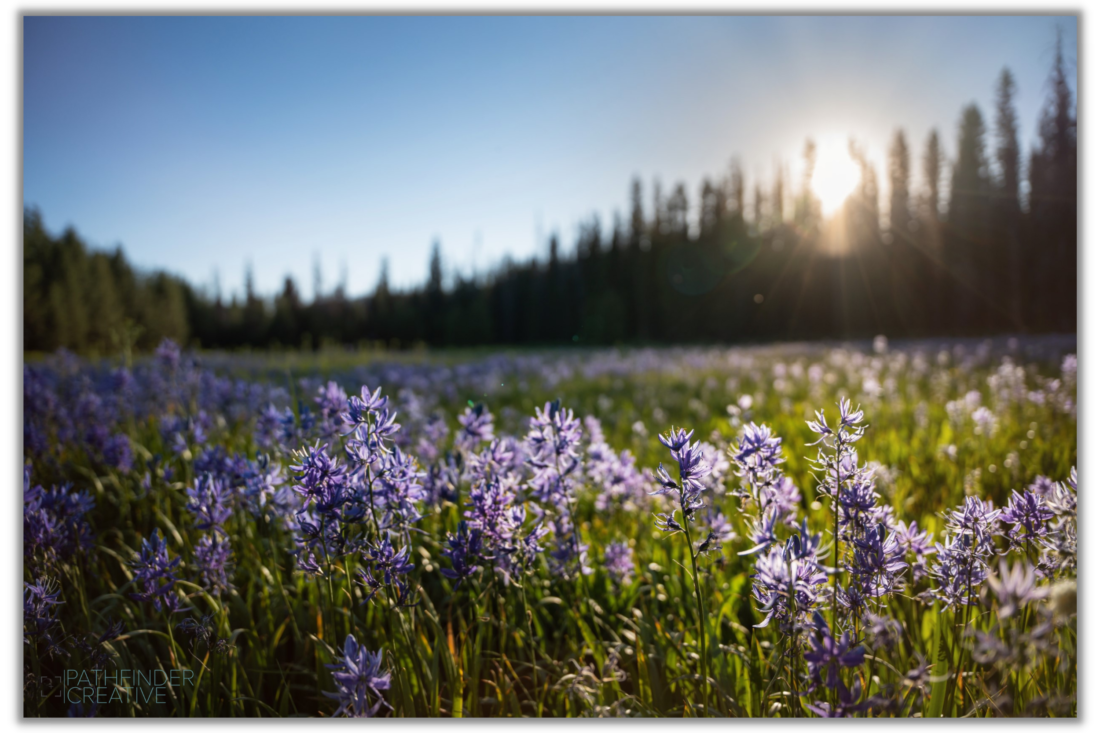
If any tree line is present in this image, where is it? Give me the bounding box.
[23,40,1076,354]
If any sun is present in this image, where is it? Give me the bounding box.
[810,142,861,216]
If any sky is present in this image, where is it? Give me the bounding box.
[23,15,1078,300]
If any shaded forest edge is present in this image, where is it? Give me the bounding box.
[24,46,1076,356]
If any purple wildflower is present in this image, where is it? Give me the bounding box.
[416,414,450,464]
[739,507,782,556]
[986,559,1048,619]
[24,577,65,651]
[194,534,233,596]
[703,508,736,544]
[1028,475,1057,497]
[345,386,389,429]
[803,611,865,690]
[894,521,935,582]
[862,611,902,650]
[731,423,783,466]
[129,529,182,614]
[315,381,349,440]
[653,425,712,524]
[945,496,1001,557]
[155,338,181,371]
[751,544,828,632]
[324,634,392,717]
[604,541,634,585]
[102,433,133,472]
[547,512,592,578]
[440,520,484,585]
[805,677,867,717]
[654,510,684,534]
[186,474,234,532]
[456,403,495,453]
[365,537,415,586]
[289,442,348,516]
[807,398,866,448]
[24,479,95,570]
[930,532,987,609]
[1000,489,1055,547]
[371,446,428,532]
[656,427,712,496]
[849,523,907,604]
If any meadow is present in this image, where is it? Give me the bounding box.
[23,335,1077,717]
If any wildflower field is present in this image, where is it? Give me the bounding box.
[23,335,1077,717]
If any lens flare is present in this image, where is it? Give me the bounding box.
[811,144,861,215]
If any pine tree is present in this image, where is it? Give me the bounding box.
[922,130,943,222]
[1028,28,1077,331]
[888,130,911,244]
[427,240,445,344]
[994,68,1024,326]
[948,103,993,331]
[369,258,392,346]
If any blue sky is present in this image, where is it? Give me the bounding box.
[23,15,1077,299]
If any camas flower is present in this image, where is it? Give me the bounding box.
[849,523,907,602]
[894,521,935,581]
[803,611,865,690]
[525,400,582,510]
[24,477,95,571]
[324,634,391,717]
[371,447,428,532]
[345,386,389,430]
[24,577,65,650]
[102,433,133,472]
[194,534,233,597]
[986,559,1048,619]
[945,496,1001,557]
[730,422,784,473]
[155,338,181,371]
[751,545,827,632]
[604,541,634,585]
[658,426,693,452]
[807,398,866,448]
[1000,489,1055,547]
[456,403,495,453]
[838,398,865,430]
[658,428,712,495]
[315,381,349,440]
[806,410,833,442]
[703,508,736,544]
[653,510,683,534]
[440,520,484,584]
[739,507,781,556]
[837,471,879,532]
[186,474,233,532]
[652,426,712,525]
[129,529,182,614]
[805,677,867,717]
[364,537,415,587]
[930,532,987,609]
[289,442,348,517]
[547,512,592,578]
[862,611,902,650]
[526,400,583,463]
[1028,475,1058,497]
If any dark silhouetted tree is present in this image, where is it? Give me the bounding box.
[948,103,993,329]
[994,68,1024,326]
